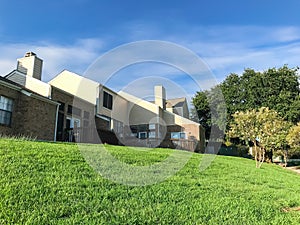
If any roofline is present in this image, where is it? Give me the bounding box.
[0,78,22,91]
[48,69,99,86]
[4,69,26,78]
[166,97,186,101]
[0,78,59,106]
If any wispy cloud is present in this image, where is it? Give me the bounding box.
[1,25,300,101]
[0,38,104,81]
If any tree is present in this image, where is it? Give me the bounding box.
[192,91,211,139]
[257,108,291,166]
[193,65,300,143]
[285,123,300,165]
[192,86,226,141]
[228,108,261,167]
[228,107,289,168]
[221,66,299,128]
[287,122,300,147]
[261,66,300,123]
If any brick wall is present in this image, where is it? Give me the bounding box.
[51,87,96,142]
[0,83,57,141]
[0,84,19,136]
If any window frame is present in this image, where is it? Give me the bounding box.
[138,132,147,139]
[170,132,186,140]
[0,96,14,126]
[103,91,113,110]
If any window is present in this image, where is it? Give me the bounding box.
[171,132,186,139]
[66,117,81,129]
[138,132,147,139]
[103,91,113,110]
[98,115,111,130]
[67,105,82,117]
[0,96,13,126]
[58,101,65,111]
[67,105,72,114]
[149,123,156,130]
[149,131,156,138]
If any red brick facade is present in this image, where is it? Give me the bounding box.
[0,80,58,141]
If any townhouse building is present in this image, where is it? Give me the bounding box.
[0,52,205,152]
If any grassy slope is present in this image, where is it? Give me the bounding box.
[0,138,299,225]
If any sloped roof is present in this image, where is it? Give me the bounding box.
[48,70,99,104]
[0,76,58,105]
[166,97,186,108]
[1,74,23,87]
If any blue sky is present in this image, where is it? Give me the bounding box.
[1,0,300,101]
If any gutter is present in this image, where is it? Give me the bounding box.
[0,79,22,91]
[54,103,60,142]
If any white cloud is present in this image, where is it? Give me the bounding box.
[271,26,300,42]
[168,26,300,81]
[0,38,104,81]
[1,25,300,100]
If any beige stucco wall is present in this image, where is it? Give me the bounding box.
[25,75,51,97]
[118,91,161,126]
[49,70,99,105]
[97,86,129,122]
[48,71,204,149]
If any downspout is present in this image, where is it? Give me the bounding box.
[54,103,60,142]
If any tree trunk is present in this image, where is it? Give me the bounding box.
[254,142,259,168]
[258,148,265,168]
[284,150,288,168]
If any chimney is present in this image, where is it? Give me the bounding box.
[154,85,166,110]
[17,52,43,80]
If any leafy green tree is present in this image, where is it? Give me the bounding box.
[285,123,300,165]
[257,108,291,166]
[228,108,261,167]
[193,65,300,139]
[192,86,227,140]
[228,107,289,168]
[192,91,211,139]
[287,122,300,147]
[261,66,300,123]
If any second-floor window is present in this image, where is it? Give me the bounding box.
[103,91,113,110]
[0,96,13,126]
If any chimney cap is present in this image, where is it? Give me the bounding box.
[25,52,37,57]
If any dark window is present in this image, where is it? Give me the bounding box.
[67,105,73,114]
[84,111,90,119]
[0,96,13,126]
[58,101,65,111]
[67,105,81,116]
[66,118,71,129]
[138,132,147,139]
[103,91,113,110]
[98,115,111,130]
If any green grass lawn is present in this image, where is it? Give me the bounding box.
[0,138,300,224]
